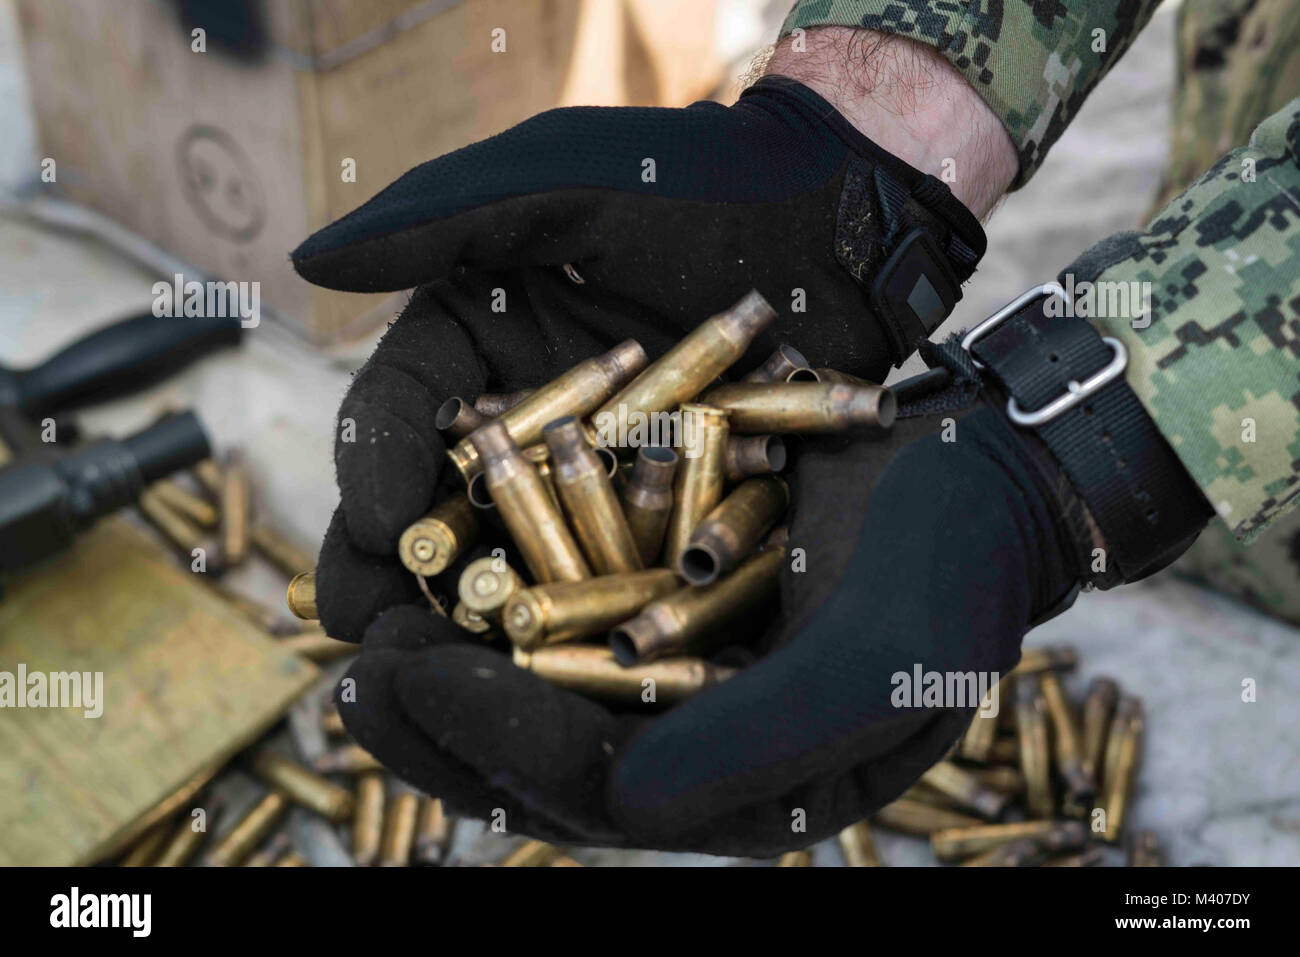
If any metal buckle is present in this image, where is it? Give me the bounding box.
[961,281,1129,428]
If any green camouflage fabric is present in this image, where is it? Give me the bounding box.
[1156,0,1300,625]
[779,0,1161,187]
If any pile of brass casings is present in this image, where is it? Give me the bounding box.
[384,289,897,708]
[867,644,1159,867]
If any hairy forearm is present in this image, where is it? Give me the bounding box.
[766,27,1017,219]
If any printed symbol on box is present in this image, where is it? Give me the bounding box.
[176,125,266,242]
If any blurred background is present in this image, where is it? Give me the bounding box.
[0,0,1297,867]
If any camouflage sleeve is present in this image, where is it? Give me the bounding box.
[1065,99,1300,543]
[778,0,1160,188]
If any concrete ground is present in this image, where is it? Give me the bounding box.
[1,0,1297,865]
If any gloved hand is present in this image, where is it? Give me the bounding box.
[322,402,1085,856]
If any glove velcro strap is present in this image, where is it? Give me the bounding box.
[966,286,1212,584]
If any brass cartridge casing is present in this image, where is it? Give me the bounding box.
[1016,674,1054,818]
[959,692,1000,763]
[154,806,216,867]
[902,784,964,811]
[743,343,810,383]
[1128,831,1164,867]
[204,792,288,866]
[503,569,680,650]
[138,488,219,567]
[220,449,251,566]
[662,404,729,567]
[471,423,590,583]
[777,850,812,867]
[1011,644,1078,676]
[1100,697,1143,843]
[321,705,345,736]
[435,397,489,439]
[1044,847,1104,867]
[150,479,218,527]
[610,546,783,665]
[379,793,419,867]
[474,389,535,417]
[194,458,224,496]
[1040,670,1096,816]
[415,797,451,866]
[286,572,318,620]
[353,773,385,866]
[243,832,291,867]
[550,854,583,867]
[522,444,562,512]
[723,434,787,483]
[501,839,561,867]
[968,766,1025,795]
[513,646,736,705]
[452,602,494,635]
[874,799,982,836]
[1080,676,1119,780]
[838,821,881,867]
[120,821,171,866]
[920,761,1010,820]
[448,340,647,482]
[251,749,354,822]
[621,446,679,566]
[679,476,788,585]
[589,291,775,449]
[811,367,874,387]
[989,736,1020,765]
[398,496,479,578]
[700,382,895,435]
[930,820,1086,862]
[274,852,308,867]
[959,837,1047,867]
[250,522,317,578]
[544,416,643,574]
[315,743,383,775]
[457,556,523,619]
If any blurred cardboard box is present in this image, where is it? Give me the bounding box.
[16,0,724,343]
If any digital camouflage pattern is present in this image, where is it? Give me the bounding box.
[779,0,1161,187]
[1154,0,1300,625]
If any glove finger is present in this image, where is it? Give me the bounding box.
[316,506,422,642]
[392,643,642,845]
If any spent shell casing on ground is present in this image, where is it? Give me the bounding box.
[777,850,812,867]
[415,797,451,866]
[150,479,218,527]
[1100,697,1144,843]
[723,434,787,483]
[501,839,562,867]
[550,854,583,867]
[220,449,251,566]
[930,820,1086,862]
[545,416,643,574]
[286,571,318,620]
[838,821,881,867]
[513,645,735,705]
[250,521,317,578]
[662,404,729,568]
[398,496,478,578]
[1040,670,1096,816]
[968,766,1025,796]
[743,343,810,383]
[1080,676,1119,780]
[449,340,647,482]
[452,602,494,635]
[457,556,523,619]
[920,761,1010,820]
[621,446,678,566]
[120,820,171,866]
[251,749,354,822]
[379,793,419,867]
[275,852,308,867]
[138,488,220,568]
[959,693,1000,763]
[193,458,224,497]
[321,705,345,736]
[281,630,356,662]
[472,422,590,583]
[204,792,288,866]
[435,397,490,439]
[611,545,783,665]
[1128,831,1164,867]
[503,569,679,650]
[679,476,788,585]
[1016,674,1054,818]
[874,799,983,836]
[901,784,963,811]
[959,836,1048,867]
[153,805,217,867]
[989,736,1020,765]
[353,773,385,866]
[473,389,535,418]
[589,291,776,450]
[522,443,562,511]
[810,367,874,387]
[315,743,383,775]
[699,381,896,435]
[243,832,292,867]
[1011,644,1078,676]
[1045,847,1105,866]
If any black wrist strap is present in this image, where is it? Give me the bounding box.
[964,284,1212,584]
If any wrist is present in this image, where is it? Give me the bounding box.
[766,27,1016,219]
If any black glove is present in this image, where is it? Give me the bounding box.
[328,403,1085,856]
